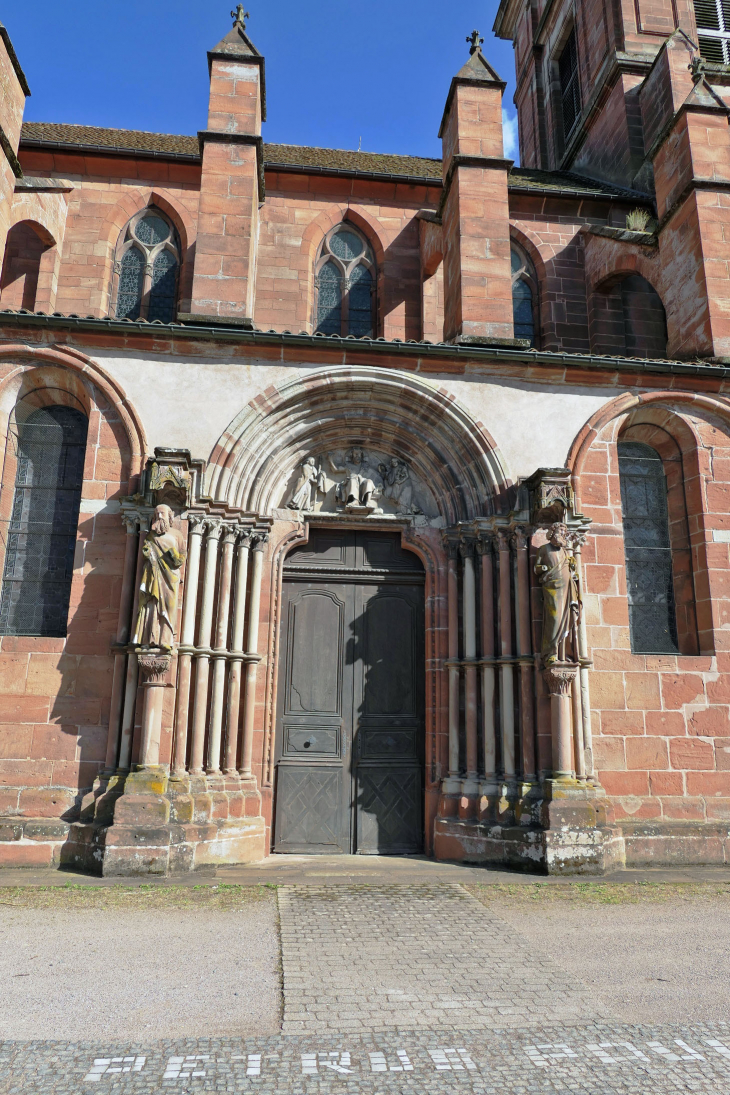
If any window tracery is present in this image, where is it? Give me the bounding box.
[114,210,180,323]
[315,225,376,337]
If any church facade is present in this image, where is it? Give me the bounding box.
[1,1,730,874]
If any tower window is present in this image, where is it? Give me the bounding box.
[618,441,679,654]
[0,405,88,637]
[693,0,730,63]
[558,28,581,140]
[315,225,376,337]
[511,245,538,346]
[114,210,180,324]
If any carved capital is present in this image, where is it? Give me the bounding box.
[137,652,171,685]
[543,664,578,696]
[237,529,255,548]
[252,532,270,553]
[204,521,223,541]
[220,523,238,546]
[512,525,529,551]
[496,528,511,554]
[459,537,476,559]
[475,533,493,557]
[122,514,139,536]
[443,536,460,561]
[186,512,206,533]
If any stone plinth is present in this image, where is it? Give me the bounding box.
[62,766,266,876]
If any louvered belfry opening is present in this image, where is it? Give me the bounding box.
[0,405,88,637]
[115,210,180,324]
[694,0,730,62]
[558,27,581,139]
[618,441,679,655]
[315,225,376,337]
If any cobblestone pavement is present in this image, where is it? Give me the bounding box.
[4,1023,730,1093]
[278,884,610,1033]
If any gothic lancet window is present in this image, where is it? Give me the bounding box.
[693,0,730,62]
[511,245,538,346]
[558,27,581,140]
[618,441,679,654]
[0,405,88,637]
[315,225,376,337]
[114,210,180,323]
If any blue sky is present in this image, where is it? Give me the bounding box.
[2,1,518,161]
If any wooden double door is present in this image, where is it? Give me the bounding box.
[273,529,425,854]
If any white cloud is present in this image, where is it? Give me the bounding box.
[502,110,519,161]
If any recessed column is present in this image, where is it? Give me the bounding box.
[443,540,461,795]
[207,524,237,775]
[240,533,268,781]
[117,512,150,771]
[104,513,140,773]
[172,515,205,775]
[513,526,536,782]
[497,529,515,781]
[189,521,222,775]
[460,538,479,800]
[225,530,252,775]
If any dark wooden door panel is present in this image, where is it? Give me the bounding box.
[285,587,344,715]
[275,766,346,853]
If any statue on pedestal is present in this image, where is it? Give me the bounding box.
[132,504,187,652]
[534,522,581,665]
[328,447,379,509]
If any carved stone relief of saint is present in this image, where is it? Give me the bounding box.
[132,504,187,652]
[534,521,581,665]
[379,457,421,514]
[287,456,326,512]
[328,447,380,509]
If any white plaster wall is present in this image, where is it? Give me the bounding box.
[93,348,621,480]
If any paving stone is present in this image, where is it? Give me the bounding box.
[277,883,610,1034]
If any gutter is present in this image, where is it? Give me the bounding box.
[0,309,724,381]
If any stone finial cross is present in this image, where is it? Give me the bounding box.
[231,4,250,27]
[467,29,484,54]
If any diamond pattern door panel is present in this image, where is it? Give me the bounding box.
[274,767,344,852]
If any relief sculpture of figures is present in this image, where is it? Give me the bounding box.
[132,504,187,652]
[534,521,581,665]
[288,456,326,512]
[328,447,379,508]
[379,457,421,514]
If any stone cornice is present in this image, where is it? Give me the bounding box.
[0,23,30,96]
[0,308,727,379]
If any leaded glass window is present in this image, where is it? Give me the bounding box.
[558,27,581,140]
[0,406,88,637]
[114,210,180,323]
[694,0,730,62]
[511,245,538,346]
[315,225,376,336]
[618,441,679,654]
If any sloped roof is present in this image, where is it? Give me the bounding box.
[19,121,653,201]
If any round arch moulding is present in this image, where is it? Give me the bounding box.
[0,342,147,477]
[206,366,512,524]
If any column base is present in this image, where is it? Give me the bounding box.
[61,768,266,876]
[434,776,625,875]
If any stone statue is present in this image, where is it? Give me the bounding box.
[534,522,580,665]
[132,504,187,652]
[379,457,421,514]
[328,448,379,509]
[288,456,326,512]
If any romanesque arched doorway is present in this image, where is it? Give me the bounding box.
[273,528,425,854]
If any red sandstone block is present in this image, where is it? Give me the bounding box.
[650,770,684,796]
[601,598,630,625]
[645,710,687,736]
[660,674,706,709]
[0,725,33,759]
[0,696,49,722]
[592,648,640,671]
[688,705,730,737]
[0,843,53,868]
[30,726,77,762]
[661,796,706,821]
[600,709,644,735]
[18,787,76,817]
[600,770,650,795]
[592,737,626,769]
[625,672,662,710]
[687,771,730,795]
[626,737,669,770]
[669,736,715,770]
[0,653,28,694]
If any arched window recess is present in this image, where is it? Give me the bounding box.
[315,224,376,338]
[0,403,88,637]
[113,208,180,324]
[511,243,538,347]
